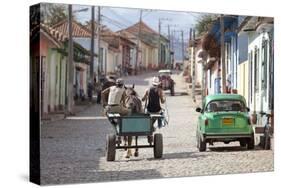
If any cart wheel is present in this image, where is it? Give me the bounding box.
[247,133,255,150]
[106,134,116,161]
[198,135,206,152]
[153,133,163,158]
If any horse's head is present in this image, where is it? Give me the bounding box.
[124,84,137,97]
[124,84,142,113]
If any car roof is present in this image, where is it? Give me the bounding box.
[204,94,246,105]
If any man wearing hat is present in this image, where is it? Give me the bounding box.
[142,76,165,114]
[101,78,129,116]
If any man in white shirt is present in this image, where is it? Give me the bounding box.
[102,78,129,115]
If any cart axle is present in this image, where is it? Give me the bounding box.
[116,145,154,149]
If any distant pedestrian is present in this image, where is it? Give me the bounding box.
[87,80,94,102]
[226,74,231,93]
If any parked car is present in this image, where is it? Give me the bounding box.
[195,94,254,151]
[158,69,175,96]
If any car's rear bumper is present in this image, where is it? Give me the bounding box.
[204,133,252,140]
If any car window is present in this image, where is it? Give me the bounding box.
[205,100,246,112]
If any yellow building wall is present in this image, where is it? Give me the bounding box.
[237,61,249,105]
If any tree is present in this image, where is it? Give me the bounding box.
[40,4,69,26]
[195,14,219,36]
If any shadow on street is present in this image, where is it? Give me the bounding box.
[208,146,253,152]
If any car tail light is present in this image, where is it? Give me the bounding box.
[205,119,209,126]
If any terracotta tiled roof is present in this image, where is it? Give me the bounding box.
[30,22,91,62]
[52,19,91,37]
[119,21,162,48]
[30,23,68,46]
[122,21,158,35]
[40,23,68,42]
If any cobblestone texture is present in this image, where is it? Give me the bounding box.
[40,71,274,185]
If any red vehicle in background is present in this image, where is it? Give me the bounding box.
[158,69,175,96]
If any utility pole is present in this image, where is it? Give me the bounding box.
[191,28,196,102]
[170,30,174,68]
[220,14,226,93]
[97,6,101,81]
[67,4,74,114]
[181,30,185,65]
[135,10,142,75]
[171,30,174,51]
[90,6,95,81]
[158,18,161,67]
[168,25,171,68]
[200,50,208,107]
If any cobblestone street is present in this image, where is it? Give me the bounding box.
[40,72,274,185]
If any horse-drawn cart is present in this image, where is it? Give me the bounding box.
[106,113,164,161]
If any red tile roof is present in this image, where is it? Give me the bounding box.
[119,21,160,48]
[52,20,136,50]
[52,19,92,37]
[122,21,158,35]
[40,23,68,42]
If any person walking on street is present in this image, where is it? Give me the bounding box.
[87,80,94,102]
[101,78,129,116]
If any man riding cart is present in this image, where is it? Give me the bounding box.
[101,78,130,116]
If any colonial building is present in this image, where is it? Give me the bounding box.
[200,16,239,95]
[30,23,67,116]
[239,16,274,126]
[30,23,90,116]
[100,27,136,75]
[121,21,171,70]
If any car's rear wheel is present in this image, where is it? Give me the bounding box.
[198,135,206,152]
[264,126,271,150]
[247,133,255,150]
[239,140,247,147]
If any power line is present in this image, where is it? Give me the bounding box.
[142,11,153,18]
[107,7,134,26]
[185,12,201,20]
[101,15,157,43]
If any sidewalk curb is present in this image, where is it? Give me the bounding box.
[41,104,93,124]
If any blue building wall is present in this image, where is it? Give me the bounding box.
[229,19,238,89]
[238,33,248,64]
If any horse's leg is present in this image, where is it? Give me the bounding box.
[126,136,133,158]
[134,136,139,157]
[124,136,127,151]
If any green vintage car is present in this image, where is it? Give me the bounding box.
[195,94,255,151]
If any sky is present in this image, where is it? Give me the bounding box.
[72,4,210,60]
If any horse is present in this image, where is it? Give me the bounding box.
[123,84,143,158]
[124,84,142,113]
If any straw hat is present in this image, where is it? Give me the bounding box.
[152,76,160,86]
